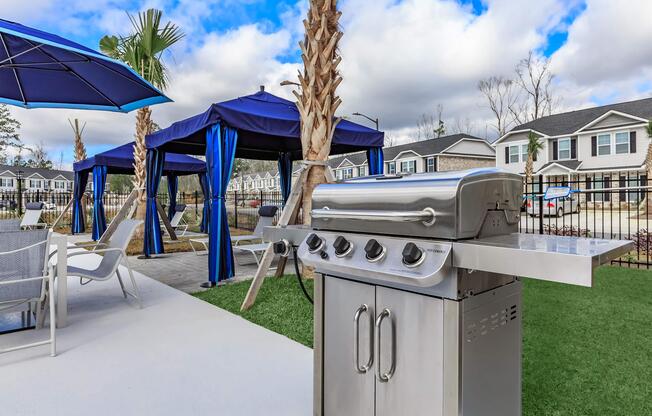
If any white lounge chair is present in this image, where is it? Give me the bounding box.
[21,202,48,229]
[0,229,56,357]
[188,205,279,256]
[65,219,143,308]
[166,204,188,236]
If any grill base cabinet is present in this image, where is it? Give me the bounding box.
[321,276,522,416]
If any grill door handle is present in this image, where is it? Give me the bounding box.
[353,304,373,374]
[311,207,436,226]
[375,308,396,382]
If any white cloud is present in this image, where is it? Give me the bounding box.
[7,0,652,166]
[336,0,574,136]
[550,0,652,109]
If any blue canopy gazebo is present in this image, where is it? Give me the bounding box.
[145,89,384,286]
[72,142,207,241]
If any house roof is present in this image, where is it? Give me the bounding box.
[327,134,489,167]
[536,160,583,173]
[0,164,74,181]
[508,97,652,137]
[384,134,487,160]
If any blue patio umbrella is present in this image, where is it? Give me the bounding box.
[0,19,170,112]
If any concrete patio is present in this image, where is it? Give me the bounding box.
[0,252,312,415]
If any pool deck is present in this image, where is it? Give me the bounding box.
[0,251,312,415]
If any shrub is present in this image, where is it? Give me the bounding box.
[543,224,591,237]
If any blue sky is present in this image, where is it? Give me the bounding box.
[2,0,652,167]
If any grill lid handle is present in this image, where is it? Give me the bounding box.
[311,207,436,226]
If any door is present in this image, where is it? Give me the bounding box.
[375,287,444,416]
[324,277,375,416]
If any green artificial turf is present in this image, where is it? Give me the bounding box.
[193,275,314,348]
[193,267,652,415]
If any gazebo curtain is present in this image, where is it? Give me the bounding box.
[91,165,108,241]
[167,174,178,221]
[367,147,384,175]
[71,170,89,234]
[278,152,293,204]
[143,148,166,256]
[198,172,210,233]
[206,123,238,284]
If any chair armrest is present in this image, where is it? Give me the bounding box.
[66,247,125,259]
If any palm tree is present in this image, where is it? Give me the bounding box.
[69,118,87,162]
[100,9,184,222]
[292,0,343,226]
[524,131,543,183]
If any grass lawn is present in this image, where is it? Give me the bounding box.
[193,267,652,415]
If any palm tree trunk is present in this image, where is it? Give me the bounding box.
[296,0,343,225]
[133,106,152,235]
[71,118,87,162]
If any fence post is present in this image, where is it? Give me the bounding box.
[17,177,23,216]
[194,190,199,220]
[234,191,239,229]
[260,189,264,207]
[538,174,544,234]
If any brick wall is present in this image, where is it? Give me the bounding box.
[437,155,495,171]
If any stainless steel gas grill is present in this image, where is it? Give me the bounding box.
[266,168,633,416]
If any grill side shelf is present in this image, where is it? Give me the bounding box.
[452,233,633,287]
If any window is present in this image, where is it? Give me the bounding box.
[0,178,13,187]
[342,168,354,179]
[615,132,629,154]
[593,176,611,202]
[29,179,42,188]
[597,134,611,156]
[425,157,436,172]
[557,138,571,160]
[387,162,396,174]
[357,166,366,177]
[508,145,520,163]
[400,160,416,173]
[54,180,65,189]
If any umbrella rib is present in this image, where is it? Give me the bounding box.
[1,59,90,68]
[0,33,26,104]
[0,43,42,65]
[48,45,159,93]
[19,38,121,109]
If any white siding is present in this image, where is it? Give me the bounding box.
[576,126,647,170]
[495,131,548,174]
[445,139,495,157]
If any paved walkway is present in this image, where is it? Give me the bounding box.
[0,253,312,415]
[128,250,283,294]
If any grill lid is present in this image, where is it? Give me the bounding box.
[311,168,522,240]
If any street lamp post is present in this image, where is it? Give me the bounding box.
[352,112,379,131]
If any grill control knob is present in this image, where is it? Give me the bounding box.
[402,242,423,266]
[364,239,385,261]
[333,236,352,257]
[306,233,324,253]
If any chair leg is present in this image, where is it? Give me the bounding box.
[48,272,56,357]
[35,300,44,330]
[116,270,128,298]
[123,257,142,309]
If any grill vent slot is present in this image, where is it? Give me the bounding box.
[465,304,518,343]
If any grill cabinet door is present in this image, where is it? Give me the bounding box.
[375,287,444,416]
[324,277,375,416]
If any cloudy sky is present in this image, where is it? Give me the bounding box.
[1,0,651,168]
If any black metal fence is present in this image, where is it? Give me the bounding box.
[226,190,285,231]
[523,174,650,268]
[0,190,204,231]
